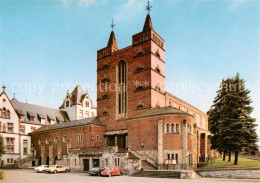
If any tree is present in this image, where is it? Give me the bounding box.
[208,73,258,165]
[0,135,5,157]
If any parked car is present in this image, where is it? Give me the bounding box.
[34,165,49,173]
[101,166,121,177]
[88,167,104,176]
[44,165,70,173]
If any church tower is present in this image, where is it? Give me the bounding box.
[97,5,165,131]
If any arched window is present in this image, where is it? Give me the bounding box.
[169,101,172,106]
[136,104,144,110]
[136,86,144,91]
[136,51,144,57]
[171,123,175,133]
[101,64,109,70]
[6,110,10,119]
[2,108,6,118]
[166,124,170,133]
[103,111,108,116]
[135,66,144,73]
[102,77,110,83]
[176,124,180,133]
[118,60,127,116]
[102,94,109,99]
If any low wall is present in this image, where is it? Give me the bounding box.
[196,167,260,179]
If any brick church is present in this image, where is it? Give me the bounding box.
[31,12,214,171]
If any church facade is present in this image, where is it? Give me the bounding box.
[31,13,215,172]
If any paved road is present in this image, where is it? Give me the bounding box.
[1,169,259,183]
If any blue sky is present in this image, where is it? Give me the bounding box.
[1,0,259,143]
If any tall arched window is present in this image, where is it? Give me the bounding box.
[171,123,175,133]
[2,108,6,118]
[6,110,10,119]
[176,124,180,133]
[166,124,170,133]
[118,60,127,116]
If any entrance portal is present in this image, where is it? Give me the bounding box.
[83,159,89,171]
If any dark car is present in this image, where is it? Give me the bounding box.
[88,167,104,176]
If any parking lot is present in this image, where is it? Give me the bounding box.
[2,169,260,183]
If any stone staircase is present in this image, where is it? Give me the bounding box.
[15,155,36,168]
[133,170,181,178]
[127,147,158,170]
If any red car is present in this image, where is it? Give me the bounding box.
[101,166,121,177]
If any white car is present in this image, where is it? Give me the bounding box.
[44,165,70,173]
[34,165,49,173]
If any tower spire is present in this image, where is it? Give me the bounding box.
[107,19,118,49]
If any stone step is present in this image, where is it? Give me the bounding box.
[141,160,157,170]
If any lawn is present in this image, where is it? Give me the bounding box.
[203,157,260,169]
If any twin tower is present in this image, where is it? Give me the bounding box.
[96,14,166,131]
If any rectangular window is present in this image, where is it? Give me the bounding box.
[6,138,14,145]
[115,158,120,166]
[171,154,175,160]
[10,159,13,163]
[7,123,13,133]
[7,159,9,163]
[91,112,94,117]
[105,158,109,166]
[85,111,89,118]
[85,101,89,107]
[23,147,28,155]
[74,159,77,166]
[167,153,171,160]
[175,154,178,164]
[23,140,28,146]
[79,110,83,118]
[20,125,25,134]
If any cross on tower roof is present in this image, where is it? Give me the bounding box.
[145,1,152,14]
[2,85,6,91]
[110,19,116,31]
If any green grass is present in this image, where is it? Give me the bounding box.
[203,157,260,169]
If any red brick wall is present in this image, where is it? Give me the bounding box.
[32,124,105,159]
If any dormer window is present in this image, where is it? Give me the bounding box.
[27,112,35,122]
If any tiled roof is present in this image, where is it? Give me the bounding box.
[32,117,104,133]
[129,106,193,120]
[11,98,70,125]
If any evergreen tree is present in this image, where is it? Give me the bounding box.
[208,74,258,165]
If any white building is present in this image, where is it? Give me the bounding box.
[0,84,96,167]
[59,85,97,120]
